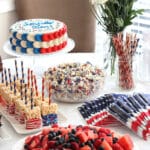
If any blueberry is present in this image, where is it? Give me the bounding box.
[63,143,71,148]
[71,129,76,134]
[101,138,104,142]
[24,144,29,149]
[55,140,60,146]
[48,133,54,140]
[80,143,85,147]
[86,141,93,148]
[99,146,104,150]
[59,137,65,144]
[113,137,118,144]
[107,133,112,136]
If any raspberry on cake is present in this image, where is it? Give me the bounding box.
[9,19,68,54]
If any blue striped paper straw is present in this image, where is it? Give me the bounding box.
[14,60,19,79]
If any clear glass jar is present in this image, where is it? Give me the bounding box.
[118,56,134,90]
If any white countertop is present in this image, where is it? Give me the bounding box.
[0,53,150,150]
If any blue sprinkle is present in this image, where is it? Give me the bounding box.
[22,33,27,40]
[35,34,42,41]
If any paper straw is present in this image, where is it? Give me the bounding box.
[27,68,30,88]
[8,68,13,91]
[14,60,19,79]
[21,61,24,83]
[20,79,23,100]
[31,70,34,89]
[42,77,44,101]
[1,70,4,83]
[49,82,51,105]
[24,84,27,105]
[34,75,38,96]
[13,76,16,95]
[30,88,33,109]
[4,68,8,86]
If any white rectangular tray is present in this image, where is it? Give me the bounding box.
[0,105,66,135]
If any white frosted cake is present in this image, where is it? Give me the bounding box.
[9,19,68,54]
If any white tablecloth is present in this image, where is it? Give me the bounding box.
[0,53,150,150]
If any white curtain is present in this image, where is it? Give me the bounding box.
[131,0,150,81]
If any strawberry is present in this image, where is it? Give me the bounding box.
[112,143,124,150]
[25,136,32,145]
[79,145,91,150]
[99,128,112,135]
[76,132,88,143]
[105,136,113,146]
[117,134,134,150]
[71,142,79,150]
[48,140,56,148]
[100,140,112,150]
[94,139,102,149]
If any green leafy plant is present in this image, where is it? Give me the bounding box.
[90,0,144,74]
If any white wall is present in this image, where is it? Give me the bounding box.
[0,0,17,59]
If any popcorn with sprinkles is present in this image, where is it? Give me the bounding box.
[44,62,105,102]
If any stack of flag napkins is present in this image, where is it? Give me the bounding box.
[78,93,150,140]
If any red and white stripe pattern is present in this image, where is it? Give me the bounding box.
[26,118,42,129]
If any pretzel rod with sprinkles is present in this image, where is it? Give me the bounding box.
[21,61,24,83]
[27,68,30,88]
[42,77,44,101]
[34,75,38,96]
[8,68,13,91]
[14,60,19,79]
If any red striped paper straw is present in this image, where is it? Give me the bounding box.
[34,75,38,96]
[15,60,19,79]
[30,88,33,110]
[42,77,44,101]
[49,82,52,105]
[21,61,24,83]
[27,68,30,88]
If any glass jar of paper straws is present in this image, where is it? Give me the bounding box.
[113,33,139,90]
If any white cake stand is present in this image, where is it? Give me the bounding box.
[3,38,75,76]
[3,38,75,58]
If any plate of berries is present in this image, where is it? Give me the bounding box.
[12,124,137,150]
